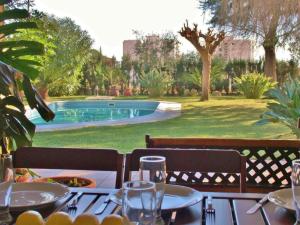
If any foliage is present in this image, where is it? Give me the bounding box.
[80,49,106,95]
[257,78,300,138]
[211,58,227,91]
[199,0,300,47]
[7,0,35,10]
[277,60,299,86]
[190,89,198,97]
[200,0,300,80]
[12,13,94,97]
[133,31,179,70]
[140,69,169,97]
[290,34,300,63]
[46,17,93,96]
[179,68,201,90]
[0,5,44,79]
[0,1,54,152]
[234,73,276,99]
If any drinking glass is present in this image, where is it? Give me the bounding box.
[139,156,166,225]
[122,181,156,225]
[0,154,13,225]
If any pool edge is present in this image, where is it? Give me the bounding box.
[32,100,182,132]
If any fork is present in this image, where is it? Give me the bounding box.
[205,196,215,223]
[67,192,83,213]
[205,196,215,214]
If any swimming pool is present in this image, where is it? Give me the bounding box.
[27,100,181,131]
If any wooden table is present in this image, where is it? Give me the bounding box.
[11,188,296,225]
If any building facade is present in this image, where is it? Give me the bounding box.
[123,39,139,61]
[214,36,255,61]
[123,35,179,61]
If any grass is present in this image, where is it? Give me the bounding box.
[33,96,292,153]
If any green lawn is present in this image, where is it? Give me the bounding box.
[33,96,292,153]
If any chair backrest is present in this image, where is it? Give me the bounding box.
[145,134,300,149]
[145,135,300,192]
[124,148,246,193]
[13,147,124,188]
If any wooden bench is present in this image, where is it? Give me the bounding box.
[145,135,300,193]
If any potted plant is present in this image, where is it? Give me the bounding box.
[0,0,55,182]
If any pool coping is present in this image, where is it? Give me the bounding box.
[29,100,182,132]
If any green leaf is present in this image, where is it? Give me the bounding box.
[0,9,29,21]
[255,118,273,126]
[0,41,44,57]
[0,22,37,37]
[0,55,40,80]
[4,108,35,138]
[4,116,32,148]
[1,96,25,113]
[0,61,18,95]
[0,40,44,50]
[22,75,55,121]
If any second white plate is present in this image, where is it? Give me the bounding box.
[111,184,203,211]
[7,182,70,211]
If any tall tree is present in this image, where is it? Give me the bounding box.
[179,21,225,101]
[7,0,34,11]
[200,0,300,81]
[133,31,179,71]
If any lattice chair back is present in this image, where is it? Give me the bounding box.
[145,135,300,192]
[125,148,246,193]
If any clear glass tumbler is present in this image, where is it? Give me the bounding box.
[122,180,157,225]
[0,154,13,224]
[139,156,166,225]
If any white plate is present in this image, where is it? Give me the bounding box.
[111,184,203,211]
[268,188,295,212]
[6,183,69,211]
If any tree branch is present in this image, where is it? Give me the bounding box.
[179,21,225,55]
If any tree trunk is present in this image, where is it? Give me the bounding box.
[263,45,277,81]
[228,75,232,94]
[201,53,212,101]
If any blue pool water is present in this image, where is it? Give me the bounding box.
[29,100,159,125]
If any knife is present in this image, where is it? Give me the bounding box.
[246,194,269,214]
[95,194,111,215]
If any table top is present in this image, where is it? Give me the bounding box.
[11,188,296,225]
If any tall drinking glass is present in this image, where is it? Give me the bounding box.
[139,156,166,225]
[122,181,156,225]
[0,154,13,224]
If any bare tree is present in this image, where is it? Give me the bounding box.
[179,21,225,101]
[200,0,300,81]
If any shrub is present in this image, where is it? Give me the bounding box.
[183,89,191,96]
[211,91,222,96]
[256,77,300,138]
[234,73,276,99]
[140,69,169,97]
[190,89,198,96]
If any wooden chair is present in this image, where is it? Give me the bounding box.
[124,148,247,193]
[145,135,300,193]
[13,147,124,188]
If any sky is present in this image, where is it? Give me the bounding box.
[34,0,290,61]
